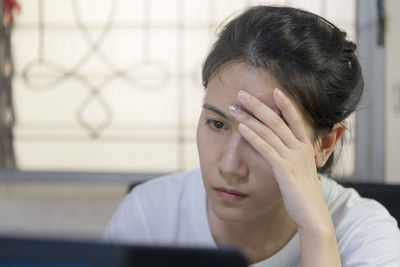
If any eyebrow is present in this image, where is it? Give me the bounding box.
[202,103,231,119]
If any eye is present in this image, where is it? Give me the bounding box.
[205,119,228,131]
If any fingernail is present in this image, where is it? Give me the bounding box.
[238,90,251,102]
[274,88,284,99]
[229,104,242,114]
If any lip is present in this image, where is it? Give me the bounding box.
[214,187,248,202]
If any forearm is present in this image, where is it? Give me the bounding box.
[299,220,342,267]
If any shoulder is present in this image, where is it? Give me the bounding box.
[123,169,203,216]
[131,169,202,199]
[320,175,397,225]
[101,169,204,244]
[126,169,203,221]
[320,175,400,266]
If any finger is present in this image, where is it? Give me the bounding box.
[273,88,309,143]
[237,90,298,149]
[238,123,281,165]
[229,104,289,157]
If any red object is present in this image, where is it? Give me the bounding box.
[2,0,21,23]
[2,0,20,12]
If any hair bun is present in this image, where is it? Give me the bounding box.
[342,41,357,54]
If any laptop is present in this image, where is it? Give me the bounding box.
[0,237,248,267]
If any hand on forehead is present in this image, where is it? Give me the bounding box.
[204,62,315,142]
[205,62,285,115]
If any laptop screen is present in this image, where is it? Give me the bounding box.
[0,265,91,267]
[0,237,248,267]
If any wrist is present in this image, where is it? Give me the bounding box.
[297,217,336,243]
[298,221,341,267]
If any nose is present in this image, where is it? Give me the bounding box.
[217,134,249,182]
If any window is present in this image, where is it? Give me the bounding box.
[11,0,356,176]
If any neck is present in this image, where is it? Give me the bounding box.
[208,200,297,264]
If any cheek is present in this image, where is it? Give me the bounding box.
[196,124,220,189]
[196,121,206,154]
[250,175,282,208]
[196,120,228,179]
[196,121,215,164]
[247,157,281,197]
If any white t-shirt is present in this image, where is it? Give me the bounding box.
[102,169,400,266]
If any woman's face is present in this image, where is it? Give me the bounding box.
[196,62,316,224]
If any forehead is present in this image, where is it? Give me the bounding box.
[204,62,282,109]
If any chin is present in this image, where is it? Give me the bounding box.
[209,200,251,224]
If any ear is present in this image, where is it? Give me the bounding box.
[314,123,346,168]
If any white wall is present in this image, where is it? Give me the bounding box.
[385,0,400,183]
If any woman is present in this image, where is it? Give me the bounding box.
[102,6,400,266]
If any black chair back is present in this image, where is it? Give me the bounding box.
[340,182,400,225]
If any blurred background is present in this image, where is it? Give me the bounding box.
[0,0,399,240]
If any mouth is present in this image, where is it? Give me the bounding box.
[213,187,248,202]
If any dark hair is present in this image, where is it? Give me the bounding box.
[202,6,364,175]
